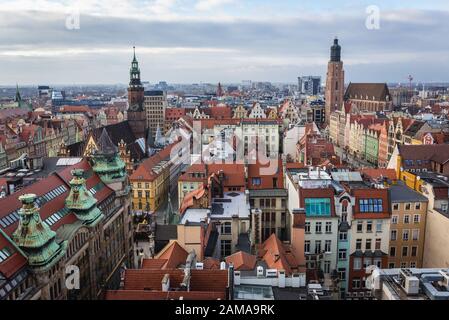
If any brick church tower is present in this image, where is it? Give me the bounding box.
[127,46,146,139]
[325,38,345,124]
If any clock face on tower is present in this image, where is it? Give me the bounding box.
[130,104,140,112]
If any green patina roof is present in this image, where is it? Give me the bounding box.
[65,169,103,226]
[91,128,127,184]
[12,194,67,270]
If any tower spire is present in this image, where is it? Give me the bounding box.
[133,46,137,61]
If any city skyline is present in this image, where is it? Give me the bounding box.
[0,0,449,85]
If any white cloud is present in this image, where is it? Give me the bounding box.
[195,0,236,11]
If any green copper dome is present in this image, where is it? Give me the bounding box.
[12,194,67,271]
[65,169,103,226]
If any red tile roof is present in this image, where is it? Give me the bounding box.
[202,257,221,270]
[123,269,228,292]
[179,186,207,215]
[257,233,300,276]
[130,141,179,182]
[105,290,226,300]
[247,157,284,189]
[225,251,257,271]
[142,259,168,270]
[155,241,189,269]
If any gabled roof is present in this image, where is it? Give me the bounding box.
[345,83,390,101]
[155,241,189,269]
[225,251,257,271]
[257,233,299,276]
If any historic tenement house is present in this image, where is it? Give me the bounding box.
[0,129,133,300]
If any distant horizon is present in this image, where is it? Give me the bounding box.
[1,81,449,89]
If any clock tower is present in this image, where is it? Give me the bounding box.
[127,46,146,139]
[325,38,345,125]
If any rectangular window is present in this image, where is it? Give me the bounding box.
[410,261,416,268]
[315,222,322,233]
[413,214,420,224]
[252,178,261,186]
[415,203,421,210]
[402,246,408,257]
[339,232,348,241]
[393,203,399,211]
[403,230,409,241]
[357,221,363,233]
[338,249,347,260]
[401,262,407,268]
[338,268,346,280]
[389,262,395,268]
[392,215,398,224]
[405,203,411,210]
[359,198,383,213]
[390,246,396,257]
[404,215,410,224]
[305,198,331,216]
[353,258,362,270]
[365,239,372,250]
[221,240,232,257]
[325,240,332,253]
[325,221,332,233]
[391,230,397,241]
[411,246,418,257]
[352,278,361,289]
[324,261,331,274]
[305,222,311,233]
[304,240,310,254]
[376,221,383,232]
[366,221,373,232]
[315,240,322,254]
[221,222,232,235]
[412,229,419,241]
[375,238,381,250]
[356,239,362,250]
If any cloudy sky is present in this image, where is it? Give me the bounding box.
[0,0,448,85]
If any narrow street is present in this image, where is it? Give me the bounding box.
[333,145,375,169]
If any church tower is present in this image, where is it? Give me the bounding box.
[127,46,146,139]
[325,38,345,124]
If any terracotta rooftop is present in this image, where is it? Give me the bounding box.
[225,251,257,271]
[105,290,226,300]
[257,233,300,276]
[155,241,189,269]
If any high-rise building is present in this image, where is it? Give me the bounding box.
[325,38,345,124]
[298,76,321,95]
[127,47,146,139]
[144,90,167,142]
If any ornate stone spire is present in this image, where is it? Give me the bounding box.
[12,194,66,271]
[65,169,103,226]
